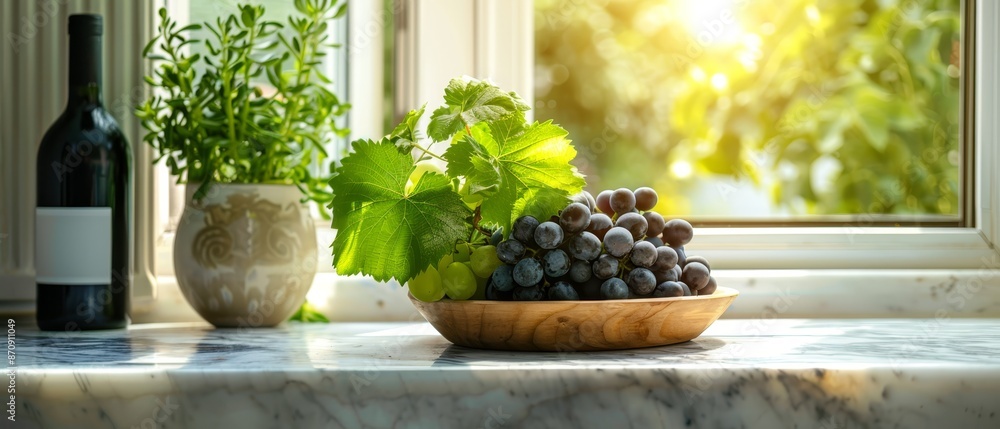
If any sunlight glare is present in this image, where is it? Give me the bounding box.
[710,73,728,91]
[677,0,746,45]
[671,160,693,179]
[805,5,821,25]
[690,66,707,82]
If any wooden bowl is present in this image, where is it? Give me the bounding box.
[409,287,738,351]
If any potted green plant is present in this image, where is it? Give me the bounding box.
[136,0,349,327]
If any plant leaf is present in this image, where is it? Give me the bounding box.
[330,139,472,282]
[387,104,426,152]
[444,117,585,235]
[427,78,530,141]
[287,301,330,322]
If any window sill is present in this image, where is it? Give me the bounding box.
[137,267,1000,324]
[7,266,999,321]
[15,318,1000,428]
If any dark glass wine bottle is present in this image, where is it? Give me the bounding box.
[35,14,131,331]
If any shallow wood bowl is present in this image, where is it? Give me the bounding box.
[409,287,738,351]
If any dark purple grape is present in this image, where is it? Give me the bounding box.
[568,231,602,261]
[615,212,648,240]
[547,281,580,300]
[600,277,629,300]
[700,276,718,295]
[534,221,564,250]
[559,202,592,233]
[685,255,711,271]
[610,188,636,214]
[585,213,613,240]
[513,285,544,301]
[543,249,571,278]
[513,258,543,286]
[651,246,678,271]
[682,262,710,291]
[633,187,658,211]
[677,281,693,296]
[486,281,514,300]
[626,268,657,295]
[571,191,597,214]
[496,239,525,264]
[662,219,693,246]
[629,241,657,268]
[603,227,634,258]
[654,265,679,283]
[652,281,685,298]
[596,190,613,214]
[644,236,664,247]
[512,215,540,245]
[592,254,619,279]
[569,259,592,283]
[491,265,515,292]
[673,245,687,267]
[575,276,604,300]
[643,212,665,237]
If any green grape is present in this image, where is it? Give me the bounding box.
[459,181,484,209]
[410,161,443,181]
[405,162,444,193]
[473,273,489,300]
[409,266,445,302]
[453,243,472,263]
[437,253,454,276]
[442,262,477,300]
[470,245,504,278]
[463,191,484,208]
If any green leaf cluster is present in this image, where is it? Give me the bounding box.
[328,78,585,283]
[536,0,960,216]
[136,0,350,204]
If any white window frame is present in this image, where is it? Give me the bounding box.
[395,0,1000,317]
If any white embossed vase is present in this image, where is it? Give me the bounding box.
[173,183,317,327]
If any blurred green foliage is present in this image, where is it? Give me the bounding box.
[535,0,961,217]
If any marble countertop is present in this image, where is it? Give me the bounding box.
[10,319,1000,429]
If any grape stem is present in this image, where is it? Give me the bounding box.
[471,206,492,237]
[411,141,446,162]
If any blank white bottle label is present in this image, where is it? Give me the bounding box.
[35,207,112,284]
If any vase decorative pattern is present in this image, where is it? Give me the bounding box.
[174,184,317,327]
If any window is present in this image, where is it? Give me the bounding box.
[401,0,1000,317]
[2,0,996,320]
[534,0,967,224]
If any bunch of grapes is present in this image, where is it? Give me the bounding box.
[409,187,717,302]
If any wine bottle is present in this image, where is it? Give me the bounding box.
[35,14,131,331]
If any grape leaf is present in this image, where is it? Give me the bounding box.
[444,117,585,235]
[330,139,472,282]
[427,78,530,141]
[388,104,426,152]
[287,301,330,323]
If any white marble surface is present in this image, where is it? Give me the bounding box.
[10,319,1000,429]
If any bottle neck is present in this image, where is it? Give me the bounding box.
[68,34,103,106]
